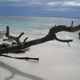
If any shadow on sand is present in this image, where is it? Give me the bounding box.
[0,61,43,80]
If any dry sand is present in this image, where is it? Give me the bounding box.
[0,40,80,80]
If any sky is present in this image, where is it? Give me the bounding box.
[0,0,80,18]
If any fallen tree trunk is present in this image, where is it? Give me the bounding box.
[0,24,80,54]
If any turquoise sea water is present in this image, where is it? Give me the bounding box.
[0,16,80,46]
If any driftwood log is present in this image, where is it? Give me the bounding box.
[0,22,80,61]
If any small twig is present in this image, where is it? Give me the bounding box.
[17,32,24,39]
[54,34,73,43]
[67,42,70,47]
[71,21,73,27]
[23,37,28,45]
[0,55,39,61]
[5,26,24,45]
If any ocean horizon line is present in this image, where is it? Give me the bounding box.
[0,15,79,19]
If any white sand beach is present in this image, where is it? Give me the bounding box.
[0,40,80,80]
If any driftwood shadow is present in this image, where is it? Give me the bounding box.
[0,61,43,80]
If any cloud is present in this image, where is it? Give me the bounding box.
[0,0,80,7]
[47,1,80,7]
[63,1,80,6]
[0,0,79,12]
[0,0,80,18]
[27,1,41,5]
[47,2,62,7]
[44,1,80,11]
[0,0,41,6]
